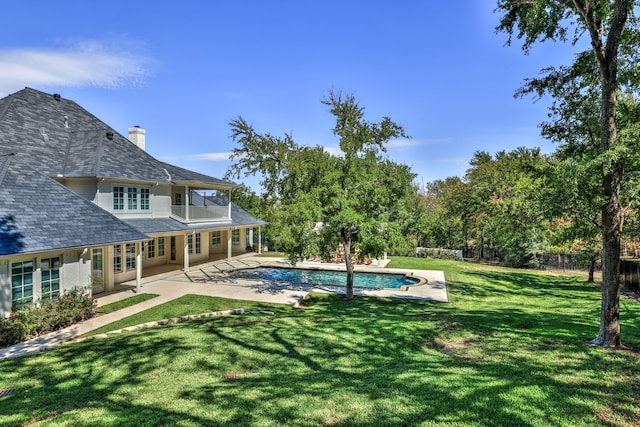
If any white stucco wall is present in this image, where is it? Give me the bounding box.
[94,180,172,219]
[0,249,92,318]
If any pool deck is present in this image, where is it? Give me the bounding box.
[0,255,447,360]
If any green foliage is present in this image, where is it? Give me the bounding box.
[416,248,461,260]
[424,147,552,267]
[226,90,417,298]
[495,0,639,347]
[0,288,95,346]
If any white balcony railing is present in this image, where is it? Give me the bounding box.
[171,205,230,223]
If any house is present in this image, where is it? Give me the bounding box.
[0,88,266,317]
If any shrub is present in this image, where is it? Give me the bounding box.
[415,247,462,260]
[0,288,95,347]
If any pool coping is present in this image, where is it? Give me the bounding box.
[231,262,428,291]
[247,258,448,302]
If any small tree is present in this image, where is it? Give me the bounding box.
[227,91,412,299]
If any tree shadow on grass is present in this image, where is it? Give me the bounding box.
[0,331,228,426]
[1,293,639,426]
[176,304,640,426]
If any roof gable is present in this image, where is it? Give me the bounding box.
[0,88,234,187]
[0,153,150,256]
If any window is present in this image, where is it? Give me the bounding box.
[211,231,221,247]
[113,185,150,211]
[11,260,34,309]
[187,233,201,255]
[140,188,150,210]
[148,239,155,258]
[195,233,201,254]
[127,187,138,210]
[41,257,61,300]
[113,186,124,210]
[125,243,136,271]
[246,229,252,248]
[174,193,182,206]
[232,229,240,246]
[158,237,165,257]
[114,245,122,273]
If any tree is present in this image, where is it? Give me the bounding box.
[227,91,412,300]
[545,157,603,282]
[496,0,634,347]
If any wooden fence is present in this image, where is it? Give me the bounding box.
[621,260,640,292]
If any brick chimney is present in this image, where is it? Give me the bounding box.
[128,126,146,151]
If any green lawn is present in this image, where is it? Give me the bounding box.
[1,257,639,426]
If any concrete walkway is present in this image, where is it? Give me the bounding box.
[0,256,447,361]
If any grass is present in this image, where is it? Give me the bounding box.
[1,257,640,426]
[88,295,292,336]
[95,293,159,314]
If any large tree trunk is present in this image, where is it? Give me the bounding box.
[586,0,629,346]
[590,42,625,347]
[592,168,623,347]
[342,229,355,300]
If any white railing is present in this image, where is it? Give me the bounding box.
[171,205,230,223]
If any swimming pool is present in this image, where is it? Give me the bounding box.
[228,267,421,289]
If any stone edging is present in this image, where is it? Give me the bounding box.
[66,308,275,344]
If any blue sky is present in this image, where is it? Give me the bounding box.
[0,1,578,191]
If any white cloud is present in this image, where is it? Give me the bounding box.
[186,152,234,161]
[435,157,467,164]
[386,138,413,150]
[322,145,342,156]
[0,41,150,95]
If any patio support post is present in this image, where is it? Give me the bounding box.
[185,186,190,221]
[184,233,191,273]
[228,188,232,220]
[258,226,262,254]
[135,242,142,293]
[227,230,233,261]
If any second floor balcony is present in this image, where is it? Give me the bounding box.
[171,204,230,223]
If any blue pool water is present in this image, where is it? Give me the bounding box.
[229,267,420,289]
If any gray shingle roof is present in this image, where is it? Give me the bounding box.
[0,88,236,186]
[0,153,150,256]
[0,87,264,256]
[160,161,236,188]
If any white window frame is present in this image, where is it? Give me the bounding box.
[211,231,221,247]
[158,237,165,257]
[125,243,136,271]
[140,188,150,210]
[11,260,34,310]
[41,256,61,300]
[148,239,155,258]
[114,245,122,273]
[112,184,151,212]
